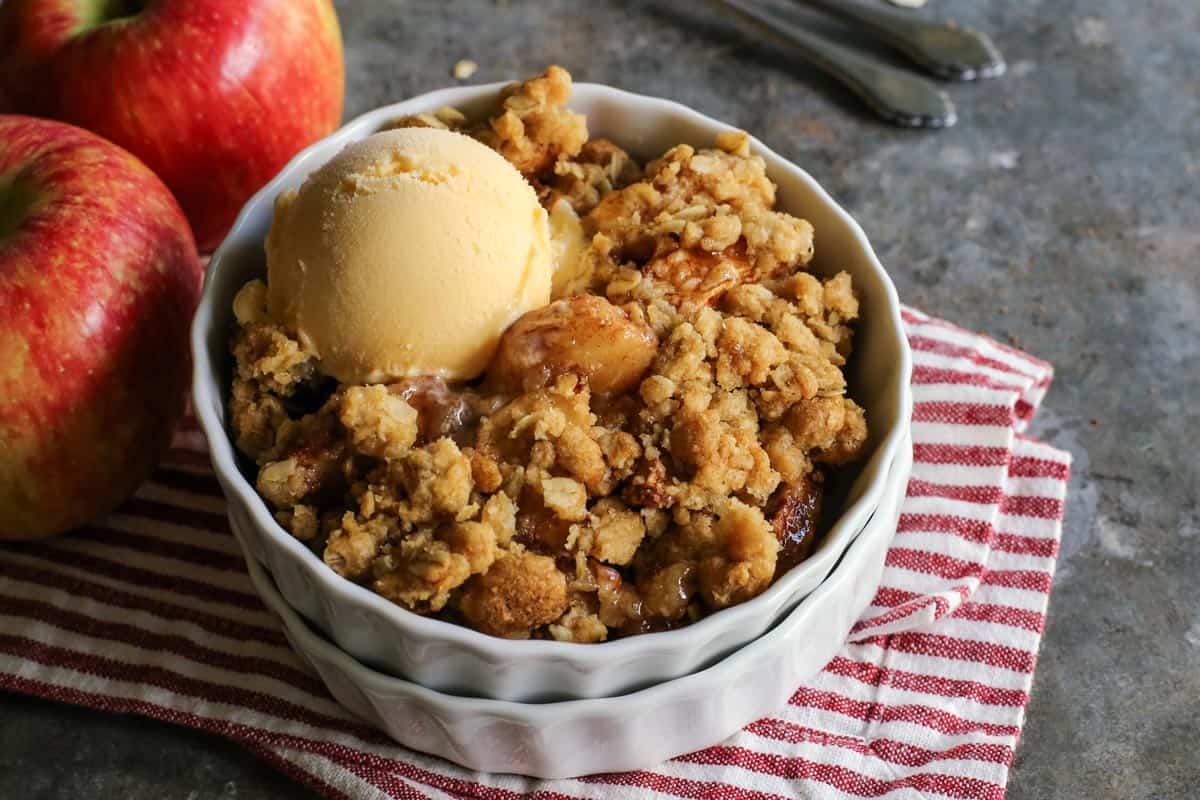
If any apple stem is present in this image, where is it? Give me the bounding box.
[74,0,147,32]
[0,176,38,242]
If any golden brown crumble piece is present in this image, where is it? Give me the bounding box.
[553,423,608,493]
[785,396,868,464]
[472,65,588,177]
[386,106,467,132]
[255,431,344,509]
[822,271,860,319]
[547,137,643,214]
[458,551,569,638]
[467,447,504,493]
[715,130,752,158]
[715,317,788,389]
[391,438,474,525]
[541,476,589,522]
[338,385,419,460]
[232,321,318,397]
[585,498,646,566]
[475,375,594,464]
[762,425,813,484]
[276,504,320,542]
[443,521,498,573]
[372,527,477,613]
[697,499,779,609]
[549,597,608,643]
[324,513,391,581]
[228,378,287,461]
[597,429,641,477]
[479,492,517,546]
[650,322,709,385]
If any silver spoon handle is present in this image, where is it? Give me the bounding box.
[717,0,956,128]
[797,0,1005,81]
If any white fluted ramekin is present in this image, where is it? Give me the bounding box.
[193,81,913,702]
[237,438,910,779]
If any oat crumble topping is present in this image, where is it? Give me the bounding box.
[229,67,868,641]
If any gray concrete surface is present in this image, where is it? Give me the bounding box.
[2,0,1197,797]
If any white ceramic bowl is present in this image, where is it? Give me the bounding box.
[238,437,910,779]
[193,81,912,702]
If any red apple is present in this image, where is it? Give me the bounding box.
[0,116,203,539]
[0,0,344,252]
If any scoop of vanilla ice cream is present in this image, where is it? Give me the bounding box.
[266,128,552,384]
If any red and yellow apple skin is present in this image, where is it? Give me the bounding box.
[0,115,203,540]
[0,0,345,251]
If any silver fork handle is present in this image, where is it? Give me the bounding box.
[717,0,956,128]
[798,0,1005,81]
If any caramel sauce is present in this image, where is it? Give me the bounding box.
[387,376,478,446]
[767,472,825,575]
[514,484,573,552]
[643,240,753,310]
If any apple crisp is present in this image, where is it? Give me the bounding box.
[229,66,868,641]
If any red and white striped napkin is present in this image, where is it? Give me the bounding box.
[0,306,1070,800]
